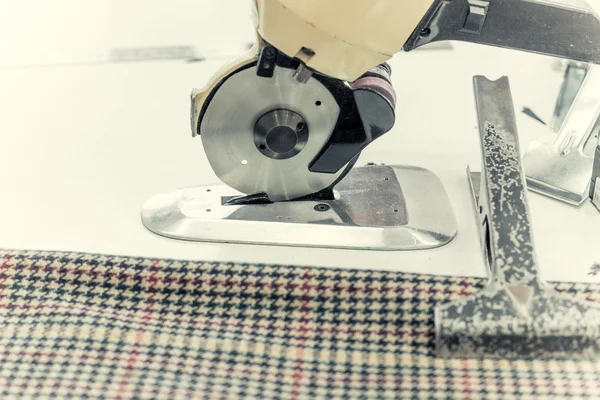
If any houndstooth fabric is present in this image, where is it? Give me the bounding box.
[0,250,599,399]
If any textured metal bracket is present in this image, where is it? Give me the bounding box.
[435,76,600,359]
[524,66,600,205]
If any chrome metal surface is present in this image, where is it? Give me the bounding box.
[253,109,308,160]
[293,63,312,84]
[592,145,600,210]
[524,66,600,205]
[141,165,457,251]
[404,0,600,65]
[436,76,600,359]
[200,66,343,202]
[551,62,589,132]
[593,177,600,209]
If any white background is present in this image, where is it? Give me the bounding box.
[0,0,598,282]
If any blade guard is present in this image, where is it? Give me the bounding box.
[190,44,259,138]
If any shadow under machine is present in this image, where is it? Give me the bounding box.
[143,0,600,357]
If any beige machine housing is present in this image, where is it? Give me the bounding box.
[191,0,433,134]
[254,0,434,82]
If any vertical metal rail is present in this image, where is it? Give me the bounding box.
[591,144,600,210]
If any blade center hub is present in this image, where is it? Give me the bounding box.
[254,109,309,160]
[266,126,298,153]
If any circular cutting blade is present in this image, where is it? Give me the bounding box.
[200,66,343,202]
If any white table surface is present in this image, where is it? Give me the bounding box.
[0,0,599,283]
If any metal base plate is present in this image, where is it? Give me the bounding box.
[141,165,457,250]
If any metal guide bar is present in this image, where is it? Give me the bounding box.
[435,76,600,359]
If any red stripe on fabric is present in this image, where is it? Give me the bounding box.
[458,278,473,297]
[115,259,160,398]
[460,359,473,399]
[291,269,311,400]
[0,252,13,304]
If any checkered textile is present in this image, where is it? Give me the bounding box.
[0,250,599,399]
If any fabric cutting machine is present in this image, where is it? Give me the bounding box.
[142,0,600,358]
